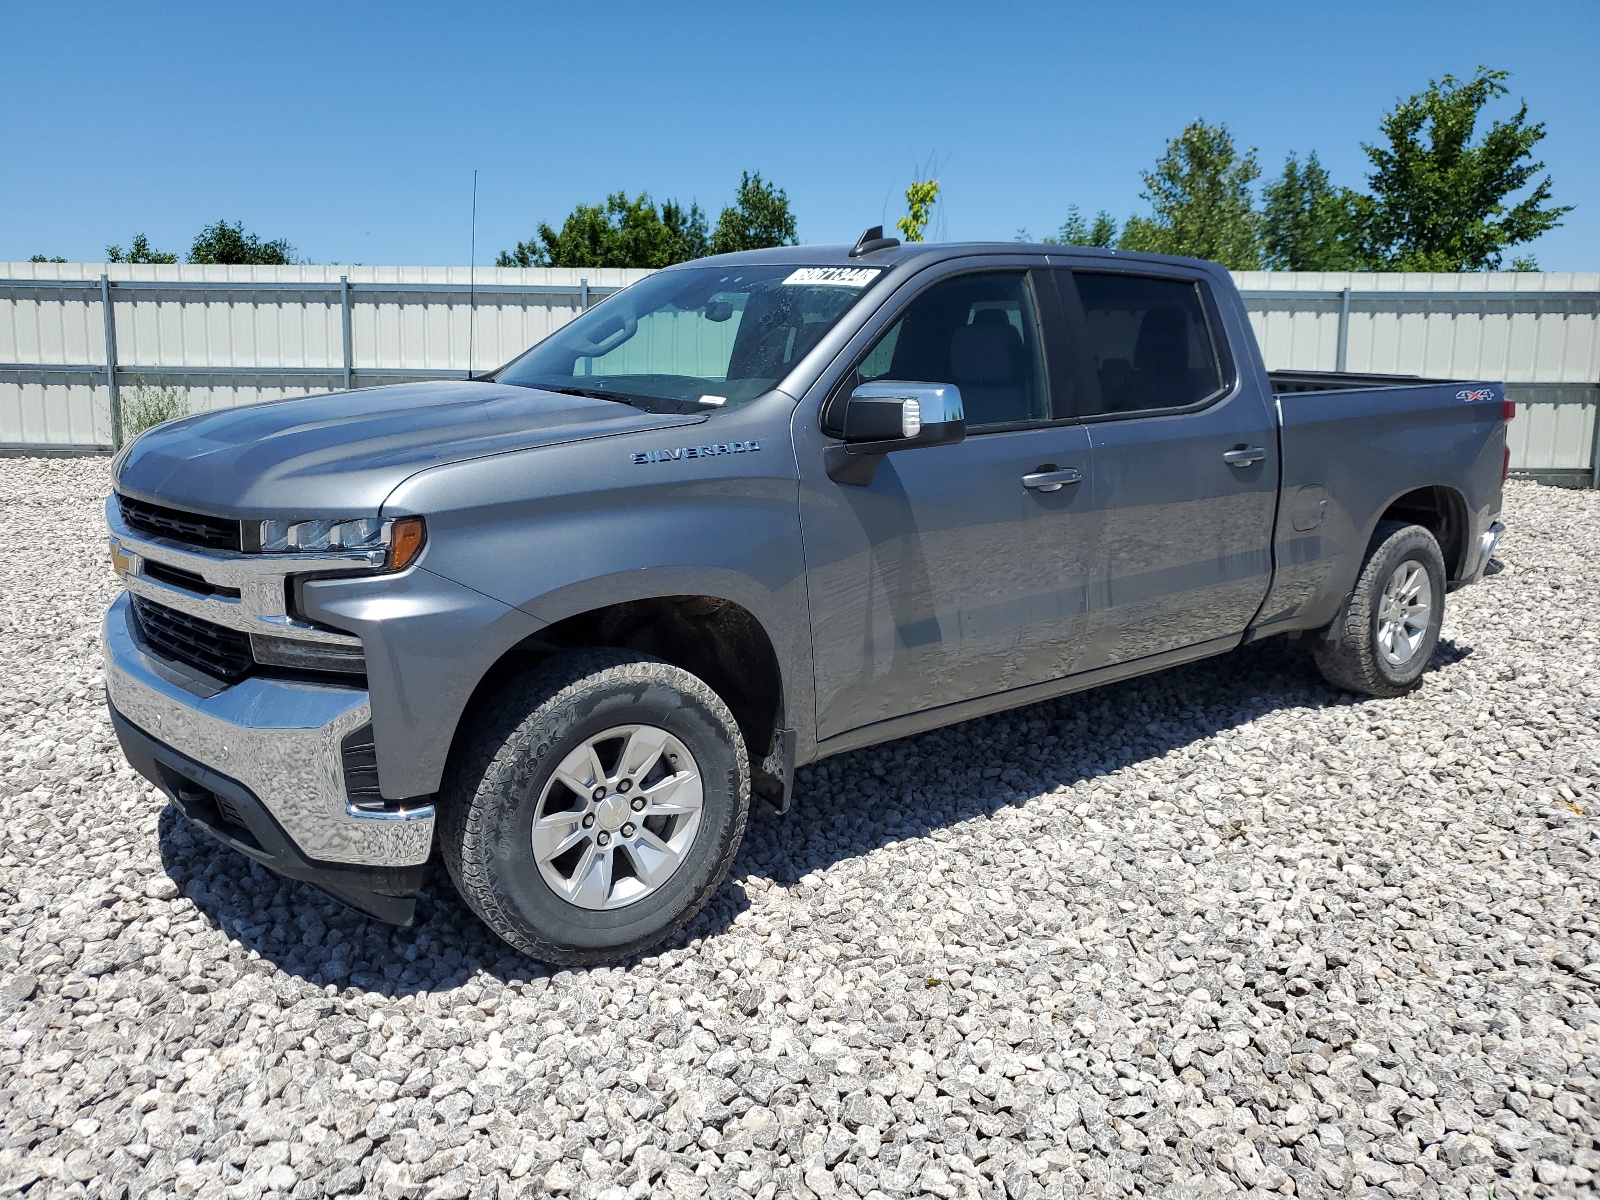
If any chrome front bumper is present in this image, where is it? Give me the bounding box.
[103,592,434,869]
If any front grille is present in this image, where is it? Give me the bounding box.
[118,494,241,552]
[131,595,255,684]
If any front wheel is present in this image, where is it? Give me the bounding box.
[1312,521,1447,698]
[439,649,750,964]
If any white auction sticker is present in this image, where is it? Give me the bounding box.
[781,267,882,288]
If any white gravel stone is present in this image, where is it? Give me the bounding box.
[1,456,1597,1200]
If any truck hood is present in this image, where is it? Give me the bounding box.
[112,380,703,517]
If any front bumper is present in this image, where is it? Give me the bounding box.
[104,592,434,920]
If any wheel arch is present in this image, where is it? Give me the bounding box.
[1371,484,1471,581]
[448,583,794,808]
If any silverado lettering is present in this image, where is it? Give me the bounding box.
[633,440,761,464]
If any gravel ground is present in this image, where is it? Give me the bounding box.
[1,457,1597,1200]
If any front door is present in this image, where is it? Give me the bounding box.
[796,267,1098,742]
[1054,266,1279,670]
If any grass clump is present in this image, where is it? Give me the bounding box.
[120,379,191,443]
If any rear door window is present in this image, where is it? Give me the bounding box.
[1070,272,1225,415]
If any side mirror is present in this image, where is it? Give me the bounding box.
[828,381,965,485]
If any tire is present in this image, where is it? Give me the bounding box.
[439,649,750,964]
[1312,521,1447,698]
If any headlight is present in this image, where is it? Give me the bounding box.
[259,516,382,551]
[256,515,426,570]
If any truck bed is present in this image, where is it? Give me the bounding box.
[1268,369,1456,394]
[1247,372,1506,642]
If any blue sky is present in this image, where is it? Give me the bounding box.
[3,1,1596,269]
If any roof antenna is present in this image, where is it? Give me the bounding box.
[467,169,478,381]
[849,225,900,257]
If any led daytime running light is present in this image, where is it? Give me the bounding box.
[260,517,384,553]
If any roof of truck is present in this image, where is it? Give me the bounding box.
[677,240,1224,276]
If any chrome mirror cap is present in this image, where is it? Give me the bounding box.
[828,381,967,486]
[848,380,964,428]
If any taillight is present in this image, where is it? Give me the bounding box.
[1501,395,1514,480]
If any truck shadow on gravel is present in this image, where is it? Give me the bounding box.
[156,634,1473,995]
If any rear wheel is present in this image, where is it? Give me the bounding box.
[440,649,749,964]
[1312,521,1446,697]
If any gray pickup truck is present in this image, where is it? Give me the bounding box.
[103,230,1508,962]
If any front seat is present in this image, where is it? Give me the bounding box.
[948,310,1029,425]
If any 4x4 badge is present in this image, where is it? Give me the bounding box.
[632,440,760,464]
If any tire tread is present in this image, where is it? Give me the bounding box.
[438,648,749,965]
[1312,521,1444,698]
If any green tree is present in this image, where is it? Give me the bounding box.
[662,199,710,262]
[1119,121,1263,269]
[495,192,709,268]
[1349,67,1571,271]
[1046,205,1119,247]
[30,254,67,263]
[188,220,297,265]
[106,233,177,264]
[710,171,797,255]
[1261,152,1362,270]
[896,178,941,243]
[498,173,795,268]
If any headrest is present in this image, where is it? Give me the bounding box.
[950,322,1022,386]
[1134,308,1189,374]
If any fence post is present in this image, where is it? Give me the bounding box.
[1590,393,1600,490]
[100,274,121,449]
[581,278,589,312]
[1335,287,1352,373]
[341,276,353,390]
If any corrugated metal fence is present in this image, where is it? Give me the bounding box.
[3,262,1597,482]
[0,263,650,451]
[1234,271,1600,485]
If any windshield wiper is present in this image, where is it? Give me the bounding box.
[531,384,641,407]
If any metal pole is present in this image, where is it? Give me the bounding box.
[1589,390,1600,490]
[1335,286,1352,373]
[581,278,589,312]
[340,276,353,390]
[467,169,477,379]
[100,274,121,449]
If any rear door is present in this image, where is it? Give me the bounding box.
[1051,265,1279,670]
[795,261,1097,741]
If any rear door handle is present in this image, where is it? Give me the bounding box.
[1223,447,1266,466]
[1021,467,1082,492]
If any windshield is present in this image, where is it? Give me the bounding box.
[493,264,882,410]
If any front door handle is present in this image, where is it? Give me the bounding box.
[1022,467,1082,492]
[1223,446,1267,466]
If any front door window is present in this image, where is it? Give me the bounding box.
[847,272,1050,430]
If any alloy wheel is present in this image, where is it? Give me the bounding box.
[1376,560,1433,667]
[531,724,704,910]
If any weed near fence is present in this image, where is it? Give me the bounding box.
[119,380,190,444]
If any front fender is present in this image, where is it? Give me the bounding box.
[375,394,817,760]
[301,567,545,799]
